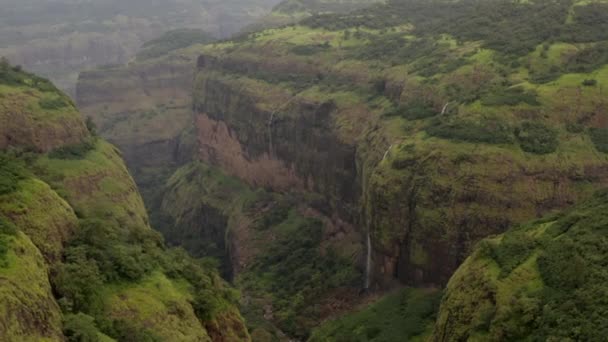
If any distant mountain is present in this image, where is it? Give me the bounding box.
[245,0,384,32]
[0,0,281,95]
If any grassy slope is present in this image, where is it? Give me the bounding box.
[0,179,78,262]
[433,189,608,341]
[0,61,88,152]
[0,67,249,341]
[0,231,63,341]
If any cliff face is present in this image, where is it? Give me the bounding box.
[0,64,249,341]
[188,0,608,289]
[193,71,359,214]
[76,50,196,168]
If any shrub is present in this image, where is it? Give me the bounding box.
[63,313,101,342]
[386,101,438,120]
[0,216,17,236]
[107,320,161,342]
[66,219,158,283]
[481,87,539,106]
[39,96,70,110]
[490,231,535,277]
[0,154,27,195]
[589,127,608,153]
[566,122,584,133]
[291,42,331,56]
[85,117,97,136]
[537,239,586,290]
[564,42,608,74]
[425,117,514,145]
[48,138,96,160]
[515,121,558,154]
[53,248,104,313]
[582,79,597,86]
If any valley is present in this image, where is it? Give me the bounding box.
[2,0,608,340]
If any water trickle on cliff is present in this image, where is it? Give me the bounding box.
[268,111,275,158]
[364,231,372,289]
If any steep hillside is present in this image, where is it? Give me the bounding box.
[0,63,249,341]
[433,189,608,341]
[0,0,280,94]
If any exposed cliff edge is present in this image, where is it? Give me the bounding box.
[0,61,249,341]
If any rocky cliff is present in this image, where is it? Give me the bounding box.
[188,0,608,290]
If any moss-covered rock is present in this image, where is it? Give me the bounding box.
[0,60,88,152]
[0,232,63,341]
[0,179,78,262]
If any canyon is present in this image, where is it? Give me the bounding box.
[76,0,608,339]
[2,0,608,340]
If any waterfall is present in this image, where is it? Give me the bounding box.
[268,111,275,158]
[364,231,372,290]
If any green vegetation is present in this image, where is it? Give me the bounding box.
[48,138,97,160]
[0,216,17,266]
[515,121,558,154]
[0,58,59,92]
[481,87,539,107]
[434,190,608,340]
[385,101,437,120]
[310,288,442,342]
[425,117,514,145]
[39,95,71,110]
[304,0,608,57]
[63,313,106,342]
[0,70,249,340]
[590,128,608,153]
[0,154,27,195]
[239,207,359,339]
[291,42,331,55]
